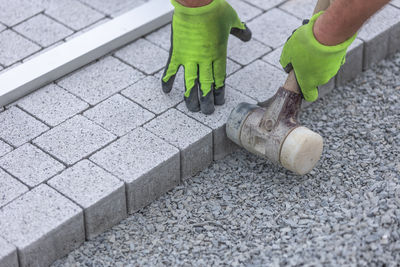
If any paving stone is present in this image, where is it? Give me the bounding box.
[0,237,18,267]
[43,0,104,31]
[58,56,144,105]
[14,14,73,47]
[279,0,317,20]
[84,94,155,136]
[226,59,287,102]
[0,143,65,188]
[33,115,116,165]
[247,8,301,48]
[122,76,182,115]
[18,83,89,127]
[79,0,146,16]
[0,107,49,147]
[0,140,12,157]
[177,87,256,160]
[145,24,171,51]
[392,0,400,8]
[0,30,41,66]
[0,184,84,267]
[358,5,400,69]
[0,0,43,26]
[90,127,180,214]
[115,38,169,75]
[0,168,28,208]
[0,23,5,32]
[336,38,364,86]
[262,45,284,69]
[48,160,126,239]
[242,0,286,11]
[228,36,271,65]
[228,0,263,22]
[144,109,213,180]
[227,58,242,75]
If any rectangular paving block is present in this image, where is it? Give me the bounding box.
[227,58,242,76]
[228,0,263,22]
[18,83,89,127]
[392,0,400,8]
[242,0,286,11]
[145,23,171,51]
[0,237,18,267]
[279,0,317,20]
[262,45,283,69]
[90,127,180,214]
[115,38,169,75]
[0,30,41,67]
[144,109,213,180]
[0,168,28,208]
[0,139,12,157]
[79,0,147,16]
[0,107,49,147]
[247,8,301,48]
[58,56,144,105]
[122,76,182,115]
[0,184,84,267]
[177,87,256,160]
[228,36,272,66]
[48,160,126,240]
[33,115,116,165]
[14,14,74,48]
[336,38,364,86]
[44,0,105,31]
[0,143,65,188]
[0,0,43,26]
[358,5,400,69]
[83,94,155,136]
[226,59,287,102]
[0,23,5,32]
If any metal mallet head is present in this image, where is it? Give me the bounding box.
[226,86,323,175]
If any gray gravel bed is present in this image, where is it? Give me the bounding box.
[52,52,400,267]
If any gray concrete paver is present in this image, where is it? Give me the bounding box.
[48,160,126,239]
[0,140,12,157]
[226,59,287,102]
[228,36,271,66]
[145,24,171,51]
[83,94,155,136]
[33,115,116,165]
[122,76,182,115]
[177,87,256,160]
[0,237,18,267]
[262,45,283,69]
[18,83,89,127]
[0,0,43,26]
[358,5,400,69]
[279,0,317,20]
[44,0,105,31]
[0,168,28,208]
[90,127,180,214]
[115,38,169,75]
[0,107,49,147]
[247,8,301,48]
[227,58,242,75]
[0,23,5,32]
[79,0,147,16]
[242,0,286,11]
[58,56,144,105]
[14,14,73,47]
[0,184,84,267]
[0,30,41,66]
[0,143,65,188]
[144,109,213,180]
[227,0,263,22]
[392,0,400,8]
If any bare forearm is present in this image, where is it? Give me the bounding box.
[314,0,390,45]
[175,0,212,7]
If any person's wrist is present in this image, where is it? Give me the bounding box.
[175,0,213,7]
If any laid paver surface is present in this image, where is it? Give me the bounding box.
[0,0,400,266]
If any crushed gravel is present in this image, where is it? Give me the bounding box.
[52,52,400,267]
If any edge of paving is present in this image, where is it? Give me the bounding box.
[1,3,400,267]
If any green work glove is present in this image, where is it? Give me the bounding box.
[162,0,251,114]
[280,12,357,102]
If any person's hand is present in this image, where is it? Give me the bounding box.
[162,0,251,114]
[280,12,356,102]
